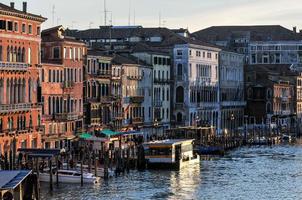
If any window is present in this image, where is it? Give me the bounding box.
[7,21,13,31]
[22,23,26,33]
[177,64,183,76]
[154,57,158,65]
[28,25,32,34]
[0,20,6,30]
[177,50,182,56]
[63,47,67,59]
[14,22,18,32]
[207,52,212,59]
[53,47,60,59]
[37,26,41,35]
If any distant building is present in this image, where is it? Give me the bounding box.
[219,50,245,134]
[131,43,172,134]
[193,25,302,65]
[84,51,112,131]
[245,64,300,133]
[0,2,46,153]
[41,26,86,148]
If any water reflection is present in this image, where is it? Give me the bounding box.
[41,144,302,200]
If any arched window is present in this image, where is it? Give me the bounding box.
[266,102,272,113]
[177,113,183,123]
[176,86,184,103]
[267,88,272,99]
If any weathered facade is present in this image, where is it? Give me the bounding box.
[41,26,86,148]
[0,2,46,153]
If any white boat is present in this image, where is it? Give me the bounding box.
[39,169,99,184]
[62,163,115,177]
[144,139,200,170]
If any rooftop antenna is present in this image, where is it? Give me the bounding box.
[52,5,56,26]
[128,0,131,26]
[57,17,61,26]
[133,9,136,25]
[159,11,161,27]
[89,22,94,29]
[104,0,107,26]
[71,21,77,29]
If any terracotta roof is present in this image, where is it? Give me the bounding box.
[0,3,46,22]
[193,25,302,42]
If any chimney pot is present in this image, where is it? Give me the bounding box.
[10,2,14,9]
[293,26,297,33]
[22,2,27,13]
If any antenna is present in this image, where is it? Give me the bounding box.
[104,0,107,26]
[52,5,56,26]
[159,11,161,27]
[128,0,131,26]
[89,22,94,29]
[133,9,136,25]
[57,17,61,26]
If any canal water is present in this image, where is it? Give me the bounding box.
[41,143,302,200]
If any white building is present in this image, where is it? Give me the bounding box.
[131,45,172,135]
[219,50,246,134]
[173,43,221,128]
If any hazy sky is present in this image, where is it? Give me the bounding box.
[3,0,302,32]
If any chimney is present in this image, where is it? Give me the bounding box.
[22,2,27,13]
[293,26,297,33]
[10,2,15,9]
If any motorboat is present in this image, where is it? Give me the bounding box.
[39,169,99,184]
[62,163,115,178]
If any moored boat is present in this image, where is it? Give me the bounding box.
[39,169,99,184]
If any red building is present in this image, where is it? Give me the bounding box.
[41,26,86,148]
[0,2,46,153]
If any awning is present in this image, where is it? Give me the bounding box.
[99,129,121,137]
[0,170,32,190]
[79,133,93,139]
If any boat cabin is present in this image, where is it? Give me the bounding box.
[144,139,199,169]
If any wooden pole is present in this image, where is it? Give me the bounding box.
[35,158,40,200]
[81,159,83,186]
[49,159,53,191]
[56,156,59,187]
[94,151,97,177]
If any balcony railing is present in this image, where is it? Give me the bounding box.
[0,103,41,113]
[0,126,44,136]
[175,103,185,110]
[54,113,79,121]
[154,78,171,84]
[127,75,143,80]
[153,101,163,107]
[61,81,75,89]
[129,96,144,104]
[97,70,111,78]
[0,61,29,71]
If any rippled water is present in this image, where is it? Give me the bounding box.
[41,143,302,200]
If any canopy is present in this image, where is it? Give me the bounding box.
[79,133,93,139]
[100,129,121,137]
[0,170,32,190]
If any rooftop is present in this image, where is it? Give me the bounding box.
[0,170,32,190]
[0,2,46,22]
[193,25,302,42]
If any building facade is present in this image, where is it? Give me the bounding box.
[131,46,172,134]
[0,2,46,153]
[84,51,112,131]
[173,43,221,128]
[219,50,245,134]
[41,26,86,148]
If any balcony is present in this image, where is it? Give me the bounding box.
[127,75,143,80]
[154,78,171,84]
[175,103,185,110]
[132,117,143,124]
[221,101,247,107]
[129,96,144,104]
[274,110,291,116]
[0,61,29,71]
[54,113,79,121]
[61,81,75,89]
[153,101,163,107]
[97,70,111,78]
[0,103,41,113]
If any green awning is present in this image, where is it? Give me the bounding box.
[100,129,121,137]
[79,133,92,139]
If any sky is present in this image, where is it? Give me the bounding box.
[3,0,302,32]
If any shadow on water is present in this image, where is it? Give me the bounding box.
[41,142,302,200]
